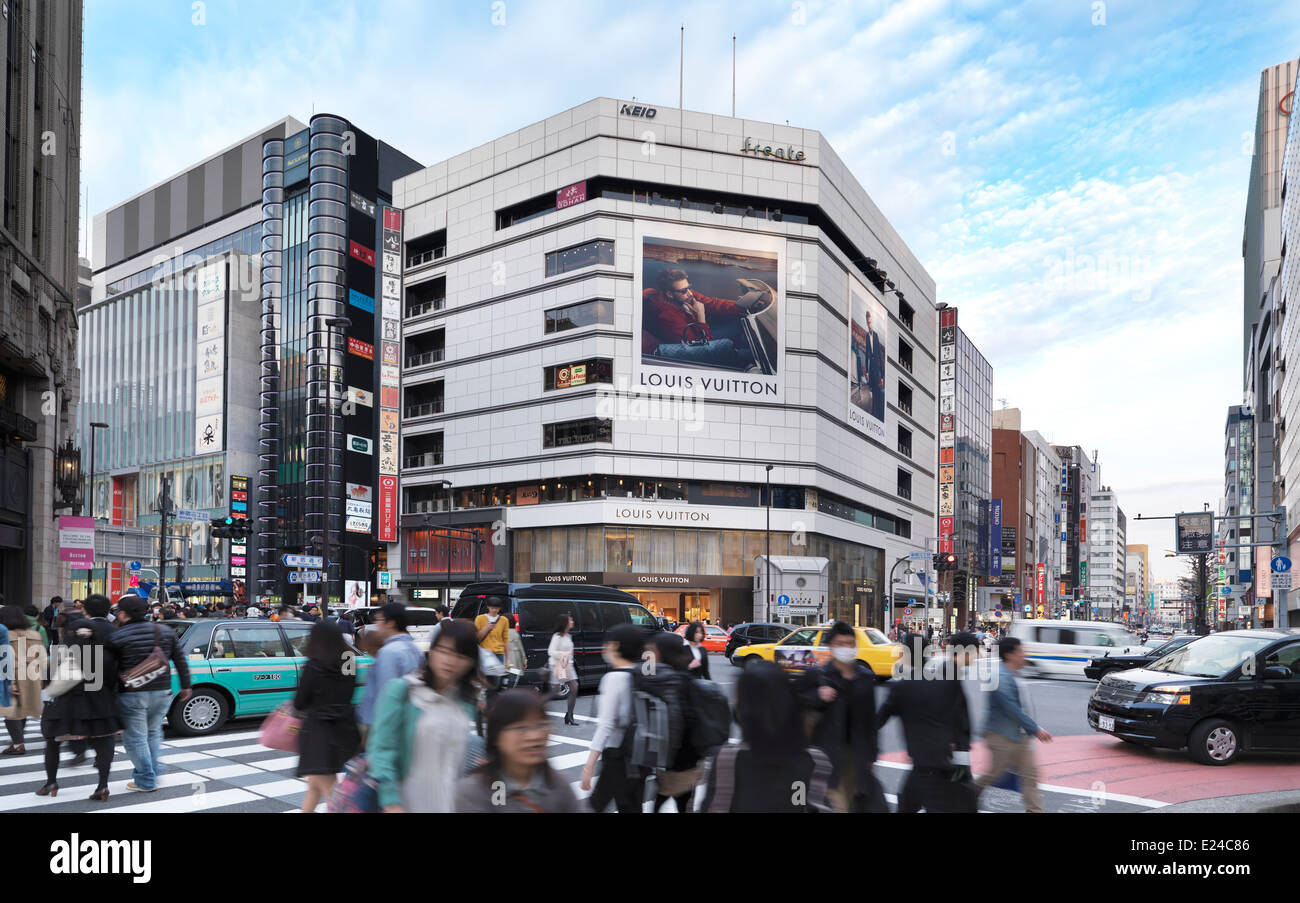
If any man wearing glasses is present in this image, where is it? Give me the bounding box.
[642,268,753,369]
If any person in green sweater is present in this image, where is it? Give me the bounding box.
[368,619,485,813]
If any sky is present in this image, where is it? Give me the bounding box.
[82,0,1300,582]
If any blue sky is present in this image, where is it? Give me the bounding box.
[84,0,1300,581]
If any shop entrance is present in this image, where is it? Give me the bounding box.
[625,588,716,625]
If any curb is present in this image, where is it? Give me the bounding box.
[1147,790,1300,814]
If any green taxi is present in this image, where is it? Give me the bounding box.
[164,618,372,736]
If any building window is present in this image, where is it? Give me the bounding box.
[899,339,913,373]
[899,299,914,331]
[898,381,912,416]
[544,298,615,333]
[543,418,613,448]
[898,425,912,458]
[544,358,614,390]
[545,240,614,277]
[897,468,912,501]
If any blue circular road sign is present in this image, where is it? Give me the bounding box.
[1271,556,1292,573]
[129,561,141,571]
[777,594,790,607]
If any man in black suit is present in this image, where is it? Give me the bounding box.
[865,311,886,421]
[878,631,976,813]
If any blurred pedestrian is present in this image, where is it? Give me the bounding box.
[503,612,527,673]
[357,602,426,733]
[369,619,484,813]
[22,604,49,648]
[295,622,362,812]
[649,633,702,813]
[796,620,886,812]
[974,637,1052,812]
[37,595,122,801]
[702,661,832,812]
[110,595,192,792]
[454,689,581,813]
[548,613,579,725]
[682,621,711,680]
[878,631,975,813]
[0,604,44,756]
[581,623,646,813]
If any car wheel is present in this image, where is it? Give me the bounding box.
[170,688,229,736]
[743,655,762,669]
[1188,718,1241,766]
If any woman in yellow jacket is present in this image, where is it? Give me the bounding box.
[1,604,47,756]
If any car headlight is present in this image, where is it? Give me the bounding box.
[1143,685,1191,705]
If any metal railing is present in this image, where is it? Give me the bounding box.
[407,247,447,268]
[405,348,445,368]
[898,442,911,457]
[403,452,444,469]
[405,297,445,318]
[405,400,445,418]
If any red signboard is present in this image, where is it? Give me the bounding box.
[383,208,402,231]
[939,516,954,536]
[940,309,958,328]
[379,475,398,543]
[380,386,399,408]
[1079,518,1087,543]
[556,180,587,210]
[347,337,374,360]
[939,540,953,553]
[1037,567,1045,605]
[349,240,375,267]
[940,413,954,431]
[939,447,954,464]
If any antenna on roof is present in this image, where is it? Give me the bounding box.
[997,397,1008,410]
[732,34,736,117]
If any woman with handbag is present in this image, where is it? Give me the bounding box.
[0,604,46,756]
[547,614,578,725]
[369,619,485,813]
[36,596,122,800]
[294,622,362,813]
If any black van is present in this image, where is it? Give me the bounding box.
[452,583,662,692]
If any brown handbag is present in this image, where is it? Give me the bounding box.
[121,624,170,689]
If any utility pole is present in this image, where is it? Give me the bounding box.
[1194,552,1209,636]
[157,474,173,601]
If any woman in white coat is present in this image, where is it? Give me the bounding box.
[548,614,578,725]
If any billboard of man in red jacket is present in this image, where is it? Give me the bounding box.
[642,267,754,368]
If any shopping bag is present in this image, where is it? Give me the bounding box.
[258,702,303,753]
[327,754,379,813]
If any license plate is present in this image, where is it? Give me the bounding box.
[1098,715,1115,732]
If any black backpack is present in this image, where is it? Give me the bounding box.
[685,678,732,754]
[618,666,686,776]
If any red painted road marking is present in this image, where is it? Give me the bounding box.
[881,734,1300,804]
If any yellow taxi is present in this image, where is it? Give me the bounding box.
[731,624,903,679]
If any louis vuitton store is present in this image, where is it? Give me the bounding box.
[508,499,884,627]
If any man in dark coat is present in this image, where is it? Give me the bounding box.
[877,631,976,813]
[865,310,886,421]
[796,621,886,812]
[60,594,123,786]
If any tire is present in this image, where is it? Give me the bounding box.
[170,688,230,737]
[742,655,762,669]
[1188,718,1242,766]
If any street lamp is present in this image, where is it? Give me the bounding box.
[765,465,774,624]
[325,316,351,614]
[88,421,109,520]
[54,438,82,512]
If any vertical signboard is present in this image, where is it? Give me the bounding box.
[59,516,96,568]
[378,207,403,543]
[1036,562,1045,607]
[938,309,957,557]
[990,499,1002,578]
[229,475,249,589]
[195,261,226,454]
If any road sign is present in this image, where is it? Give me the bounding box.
[777,594,790,607]
[128,560,141,571]
[174,508,206,523]
[909,552,930,561]
[1219,586,1232,596]
[1272,556,1292,573]
[288,571,323,584]
[377,571,392,590]
[1271,572,1293,590]
[283,554,324,569]
[903,606,913,615]
[1023,604,1031,612]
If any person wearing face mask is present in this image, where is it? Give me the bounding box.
[795,621,886,813]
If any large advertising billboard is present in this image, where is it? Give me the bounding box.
[633,222,783,402]
[846,273,888,442]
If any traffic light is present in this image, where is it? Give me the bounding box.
[937,553,957,572]
[932,553,943,573]
[211,516,253,540]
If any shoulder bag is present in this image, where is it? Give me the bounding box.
[120,624,170,689]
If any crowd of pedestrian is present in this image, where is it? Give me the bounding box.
[0,588,1052,813]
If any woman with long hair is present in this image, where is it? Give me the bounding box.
[700,661,833,812]
[547,613,578,725]
[0,604,46,757]
[294,622,362,812]
[682,621,712,680]
[454,689,581,813]
[368,619,485,813]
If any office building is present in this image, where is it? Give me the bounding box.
[989,408,1062,618]
[393,97,937,627]
[1087,487,1125,621]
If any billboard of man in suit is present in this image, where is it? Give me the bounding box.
[848,277,889,441]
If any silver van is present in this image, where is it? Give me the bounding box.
[1007,619,1140,677]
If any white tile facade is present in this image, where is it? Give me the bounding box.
[396,98,938,616]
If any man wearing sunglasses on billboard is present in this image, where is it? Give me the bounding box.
[643,268,756,369]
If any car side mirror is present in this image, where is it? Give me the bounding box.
[1261,665,1292,681]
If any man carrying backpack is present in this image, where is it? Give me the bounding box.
[581,624,648,813]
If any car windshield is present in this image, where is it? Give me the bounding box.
[863,628,890,645]
[1147,634,1276,678]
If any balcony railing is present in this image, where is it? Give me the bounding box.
[403,452,444,469]
[404,400,445,418]
[899,399,912,416]
[898,442,912,458]
[897,486,912,500]
[407,247,447,268]
[405,348,445,368]
[405,297,445,319]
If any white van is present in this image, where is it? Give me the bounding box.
[1006,619,1140,677]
